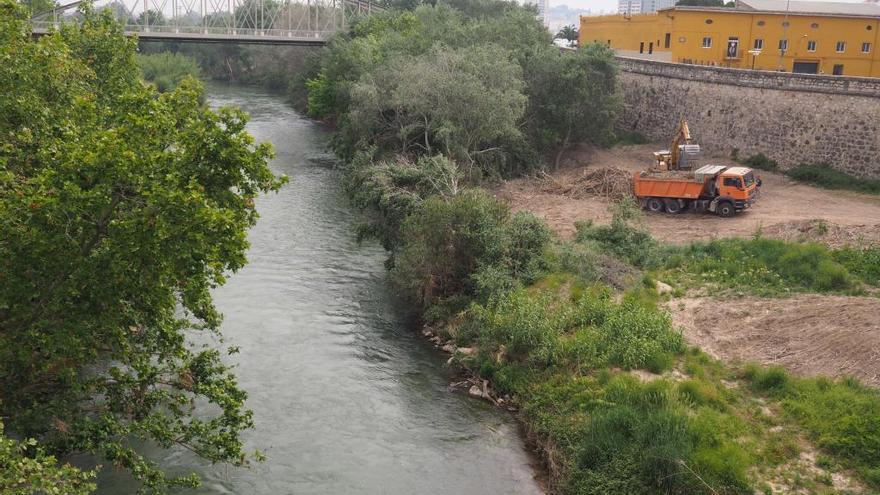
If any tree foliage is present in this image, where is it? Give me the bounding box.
[0,2,284,492]
[556,24,578,42]
[136,52,202,92]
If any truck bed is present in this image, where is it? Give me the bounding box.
[633,171,707,199]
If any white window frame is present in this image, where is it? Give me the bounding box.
[862,42,872,53]
[702,36,712,48]
[836,41,846,53]
[806,40,816,52]
[753,38,763,49]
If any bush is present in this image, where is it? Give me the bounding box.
[741,153,779,172]
[834,246,880,286]
[786,163,880,195]
[575,199,661,268]
[390,189,550,310]
[135,52,201,92]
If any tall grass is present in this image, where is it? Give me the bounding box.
[786,163,880,195]
[663,238,857,294]
[744,365,880,489]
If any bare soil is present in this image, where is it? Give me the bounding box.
[670,295,880,387]
[495,143,880,246]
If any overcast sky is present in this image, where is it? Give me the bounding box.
[557,0,871,16]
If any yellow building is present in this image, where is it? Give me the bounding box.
[580,0,880,77]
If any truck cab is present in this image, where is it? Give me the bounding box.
[716,167,758,215]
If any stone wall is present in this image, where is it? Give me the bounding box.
[615,56,880,178]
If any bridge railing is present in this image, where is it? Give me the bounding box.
[30,20,337,40]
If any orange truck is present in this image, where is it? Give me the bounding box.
[633,165,760,217]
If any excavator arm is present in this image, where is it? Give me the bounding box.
[669,120,691,170]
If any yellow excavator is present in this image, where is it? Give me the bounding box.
[652,120,701,172]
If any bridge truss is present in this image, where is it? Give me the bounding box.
[31,0,383,45]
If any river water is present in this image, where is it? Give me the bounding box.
[97,83,541,494]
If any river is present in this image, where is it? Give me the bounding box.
[97,83,542,494]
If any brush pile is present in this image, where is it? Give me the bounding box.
[541,167,634,201]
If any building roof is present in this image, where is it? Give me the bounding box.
[737,0,880,17]
[658,0,880,18]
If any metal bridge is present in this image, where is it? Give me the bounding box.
[31,0,383,45]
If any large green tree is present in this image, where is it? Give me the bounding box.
[0,2,284,492]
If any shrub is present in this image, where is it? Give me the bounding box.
[786,163,880,195]
[598,304,683,370]
[741,153,779,172]
[834,246,880,286]
[391,189,550,310]
[575,199,661,268]
[135,52,201,92]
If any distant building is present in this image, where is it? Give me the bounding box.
[618,0,642,15]
[618,0,675,15]
[585,0,880,77]
[526,0,550,26]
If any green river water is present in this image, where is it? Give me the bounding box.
[96,83,543,494]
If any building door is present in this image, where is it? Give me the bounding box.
[792,61,819,74]
[664,33,671,48]
[639,42,644,54]
[648,42,653,54]
[833,64,844,75]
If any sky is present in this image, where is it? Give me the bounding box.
[553,0,871,17]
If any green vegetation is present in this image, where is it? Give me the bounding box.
[661,238,861,295]
[299,1,880,493]
[787,163,880,195]
[740,152,780,172]
[745,365,880,487]
[136,52,201,92]
[2,2,284,493]
[737,153,880,195]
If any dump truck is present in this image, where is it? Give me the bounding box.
[633,165,759,217]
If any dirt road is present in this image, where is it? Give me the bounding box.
[670,295,880,387]
[496,144,880,246]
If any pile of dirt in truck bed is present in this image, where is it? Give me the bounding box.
[670,294,880,387]
[540,167,633,201]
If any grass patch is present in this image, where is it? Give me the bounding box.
[661,238,860,295]
[743,365,880,490]
[786,163,880,195]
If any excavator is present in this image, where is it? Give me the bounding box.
[651,120,701,172]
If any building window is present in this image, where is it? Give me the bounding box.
[862,42,871,53]
[868,25,873,30]
[833,64,844,75]
[702,36,712,48]
[753,38,763,49]
[639,42,644,53]
[836,41,846,52]
[679,36,686,43]
[757,20,765,26]
[665,33,671,48]
[807,40,816,51]
[811,22,819,28]
[778,39,788,51]
[705,19,713,24]
[649,42,654,54]
[782,21,790,27]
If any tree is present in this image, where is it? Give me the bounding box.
[525,43,620,167]
[18,0,54,14]
[0,2,285,492]
[347,45,527,173]
[556,24,578,42]
[135,8,165,26]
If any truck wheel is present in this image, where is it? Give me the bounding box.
[646,198,664,213]
[664,199,683,214]
[717,201,734,218]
